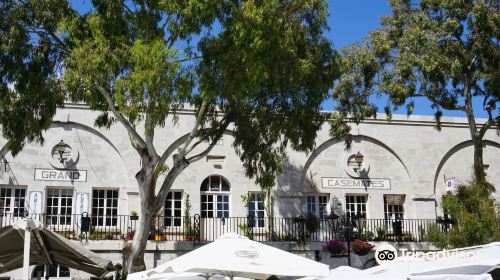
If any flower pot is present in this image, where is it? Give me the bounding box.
[130,215,139,221]
[354,249,371,256]
[327,247,345,256]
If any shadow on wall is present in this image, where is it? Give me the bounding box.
[275,159,317,218]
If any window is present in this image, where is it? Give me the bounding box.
[164,191,182,227]
[200,175,230,218]
[31,264,70,279]
[46,188,73,226]
[306,194,329,219]
[0,186,26,216]
[91,189,118,226]
[248,193,265,228]
[345,195,367,218]
[384,195,405,220]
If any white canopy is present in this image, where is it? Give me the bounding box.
[0,219,114,277]
[127,271,239,280]
[148,232,329,279]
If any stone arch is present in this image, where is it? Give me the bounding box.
[433,139,500,194]
[0,120,132,188]
[300,134,413,192]
[1,120,124,160]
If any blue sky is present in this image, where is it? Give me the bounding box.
[69,0,489,118]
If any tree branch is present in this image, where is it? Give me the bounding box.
[144,98,159,161]
[95,84,146,150]
[186,120,231,163]
[177,100,209,157]
[170,56,202,64]
[479,118,496,139]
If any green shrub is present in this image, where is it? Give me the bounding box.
[428,178,499,249]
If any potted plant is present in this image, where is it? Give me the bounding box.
[376,227,386,241]
[322,239,347,257]
[130,210,139,221]
[351,239,374,256]
[182,194,199,241]
[125,229,135,242]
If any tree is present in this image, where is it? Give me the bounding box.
[332,0,499,182]
[427,176,499,249]
[0,0,336,273]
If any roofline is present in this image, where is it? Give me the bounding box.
[62,102,497,129]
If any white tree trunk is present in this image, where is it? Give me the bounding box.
[126,184,153,273]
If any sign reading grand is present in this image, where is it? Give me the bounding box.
[322,177,391,190]
[34,168,87,182]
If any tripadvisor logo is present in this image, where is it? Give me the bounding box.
[375,244,398,266]
[375,244,481,266]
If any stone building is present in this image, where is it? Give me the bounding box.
[0,103,498,279]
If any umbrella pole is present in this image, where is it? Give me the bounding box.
[22,225,31,280]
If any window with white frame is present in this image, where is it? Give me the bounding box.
[31,264,70,279]
[46,188,73,226]
[200,175,230,218]
[384,194,405,220]
[164,191,182,227]
[306,194,329,219]
[248,192,265,228]
[91,189,118,226]
[0,186,26,216]
[345,195,367,218]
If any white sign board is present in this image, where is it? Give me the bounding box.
[34,169,87,182]
[445,179,455,192]
[322,177,391,190]
[28,191,43,215]
[75,192,90,215]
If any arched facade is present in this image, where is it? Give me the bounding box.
[0,104,499,278]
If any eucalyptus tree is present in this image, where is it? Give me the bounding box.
[0,0,336,272]
[333,0,499,183]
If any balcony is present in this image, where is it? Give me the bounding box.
[0,213,449,243]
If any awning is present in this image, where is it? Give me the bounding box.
[0,223,114,277]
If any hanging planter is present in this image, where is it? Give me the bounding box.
[351,239,374,256]
[322,239,347,257]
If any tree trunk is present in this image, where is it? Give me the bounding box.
[472,136,486,182]
[126,196,153,273]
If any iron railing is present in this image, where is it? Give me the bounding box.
[0,213,448,242]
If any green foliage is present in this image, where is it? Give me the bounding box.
[183,194,198,240]
[428,179,499,249]
[238,223,254,240]
[304,212,320,233]
[375,227,386,241]
[331,0,500,177]
[0,0,337,190]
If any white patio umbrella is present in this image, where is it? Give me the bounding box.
[148,232,330,280]
[127,271,231,280]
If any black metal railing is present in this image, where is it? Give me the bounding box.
[0,213,446,242]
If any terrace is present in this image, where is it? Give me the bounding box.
[0,213,450,243]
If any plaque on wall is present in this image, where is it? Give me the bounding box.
[34,168,87,182]
[322,177,391,190]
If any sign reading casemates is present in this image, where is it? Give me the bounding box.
[322,177,391,190]
[34,168,87,182]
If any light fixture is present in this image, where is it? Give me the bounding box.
[354,151,364,167]
[354,212,365,232]
[324,208,339,233]
[55,140,68,163]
